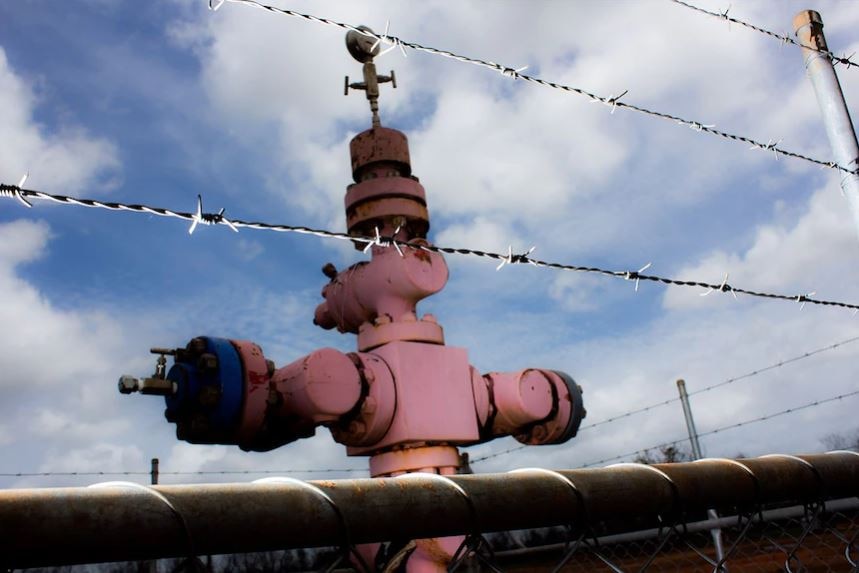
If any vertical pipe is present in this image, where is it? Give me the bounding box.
[677,380,703,458]
[144,458,161,572]
[676,379,726,567]
[794,10,859,240]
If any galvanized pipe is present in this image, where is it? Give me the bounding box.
[1,453,857,569]
[676,380,704,459]
[676,379,725,565]
[794,10,859,240]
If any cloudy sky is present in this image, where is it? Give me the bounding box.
[1,0,858,488]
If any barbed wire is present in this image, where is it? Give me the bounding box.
[6,389,856,478]
[669,0,859,70]
[579,387,859,467]
[470,334,859,464]
[0,467,366,478]
[208,0,856,176]
[4,183,859,313]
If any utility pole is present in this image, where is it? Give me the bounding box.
[676,379,726,567]
[794,10,859,241]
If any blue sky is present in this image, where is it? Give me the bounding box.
[1,0,859,487]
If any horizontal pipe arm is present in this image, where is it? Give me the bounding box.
[1,452,857,569]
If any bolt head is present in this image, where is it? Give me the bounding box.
[189,337,207,355]
[198,385,222,407]
[197,353,218,372]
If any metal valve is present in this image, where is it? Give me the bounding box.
[117,348,177,395]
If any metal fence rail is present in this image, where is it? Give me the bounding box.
[1,452,857,571]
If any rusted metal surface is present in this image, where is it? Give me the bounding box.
[654,458,759,511]
[1,453,856,569]
[349,127,411,180]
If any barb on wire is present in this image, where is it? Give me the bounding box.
[625,262,652,292]
[210,0,857,176]
[470,334,859,465]
[371,20,407,58]
[669,0,859,70]
[8,173,33,207]
[189,194,237,235]
[496,245,535,271]
[4,182,859,313]
[580,387,859,467]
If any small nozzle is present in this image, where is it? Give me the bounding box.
[118,375,140,394]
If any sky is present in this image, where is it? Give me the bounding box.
[1,0,859,489]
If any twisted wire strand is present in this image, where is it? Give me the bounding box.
[213,0,856,176]
[580,388,859,467]
[5,391,857,477]
[470,335,859,464]
[4,184,857,313]
[0,467,365,478]
[669,0,859,70]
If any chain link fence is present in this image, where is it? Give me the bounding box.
[467,498,859,572]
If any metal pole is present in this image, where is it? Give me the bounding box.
[794,10,859,240]
[676,380,703,458]
[150,458,159,485]
[676,379,725,567]
[0,453,856,569]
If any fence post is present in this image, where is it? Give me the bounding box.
[794,10,859,241]
[677,379,726,567]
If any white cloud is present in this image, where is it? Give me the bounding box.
[38,443,146,474]
[548,273,605,313]
[166,442,230,473]
[235,237,264,261]
[0,220,132,389]
[0,47,120,193]
[6,0,859,491]
[29,409,131,442]
[664,181,855,310]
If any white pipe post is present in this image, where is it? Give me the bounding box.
[676,379,726,568]
[794,10,859,241]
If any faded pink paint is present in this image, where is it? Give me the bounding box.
[260,124,581,571]
[232,340,271,450]
[314,242,448,341]
[271,348,363,424]
[120,50,584,573]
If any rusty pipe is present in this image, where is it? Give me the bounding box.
[1,452,857,569]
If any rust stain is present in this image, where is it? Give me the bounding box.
[412,248,432,263]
